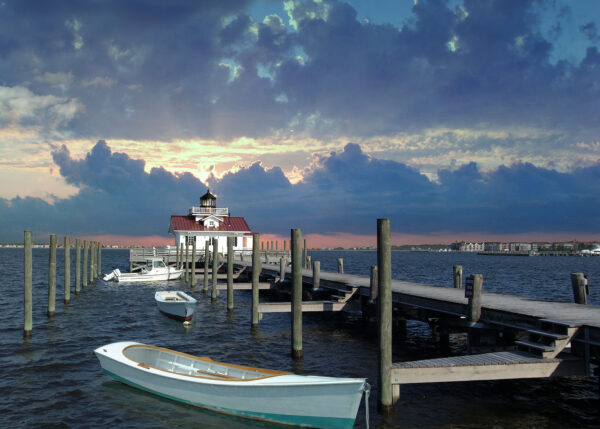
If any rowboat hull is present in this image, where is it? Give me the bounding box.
[95,342,367,429]
[155,291,196,321]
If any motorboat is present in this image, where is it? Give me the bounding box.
[103,258,183,282]
[155,291,197,322]
[94,342,369,429]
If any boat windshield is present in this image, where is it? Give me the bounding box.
[155,260,166,268]
[146,260,153,269]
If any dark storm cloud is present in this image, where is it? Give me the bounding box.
[0,140,598,241]
[1,0,599,140]
[0,141,207,240]
[279,0,599,137]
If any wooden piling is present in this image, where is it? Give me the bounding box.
[90,242,95,282]
[211,238,219,300]
[227,237,234,311]
[284,240,287,251]
[24,231,33,338]
[292,228,303,359]
[377,218,393,410]
[303,238,307,269]
[95,242,99,279]
[204,240,209,293]
[251,233,260,327]
[184,242,189,282]
[312,260,320,290]
[93,242,98,281]
[370,265,378,303]
[337,258,344,274]
[453,265,463,289]
[64,236,70,304]
[83,240,88,287]
[466,274,483,323]
[176,243,180,268]
[75,238,81,293]
[570,273,588,305]
[280,257,286,283]
[89,242,94,282]
[191,239,197,288]
[94,242,99,281]
[48,234,57,317]
[180,243,184,269]
[97,242,101,277]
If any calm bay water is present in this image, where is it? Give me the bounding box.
[1,248,598,428]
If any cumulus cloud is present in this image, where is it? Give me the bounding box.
[0,85,82,127]
[2,140,597,242]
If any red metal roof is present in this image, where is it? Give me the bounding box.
[170,215,251,232]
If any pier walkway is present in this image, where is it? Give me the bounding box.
[231,257,599,395]
[239,259,600,331]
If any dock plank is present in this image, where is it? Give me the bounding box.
[258,300,347,313]
[391,351,584,384]
[214,282,272,290]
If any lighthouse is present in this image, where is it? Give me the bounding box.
[168,189,253,253]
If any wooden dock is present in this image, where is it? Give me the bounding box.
[229,256,599,400]
[247,259,600,331]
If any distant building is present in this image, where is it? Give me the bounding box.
[168,189,253,254]
[535,242,550,250]
[484,242,500,252]
[452,241,484,252]
[510,242,532,252]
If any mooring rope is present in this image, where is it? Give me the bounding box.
[363,381,371,429]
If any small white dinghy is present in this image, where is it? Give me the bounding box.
[103,258,183,283]
[155,291,197,322]
[95,342,369,429]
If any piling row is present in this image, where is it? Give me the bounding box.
[23,231,103,338]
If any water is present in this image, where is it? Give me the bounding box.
[1,248,598,428]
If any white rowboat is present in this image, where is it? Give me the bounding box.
[103,258,183,282]
[95,342,369,428]
[155,291,197,322]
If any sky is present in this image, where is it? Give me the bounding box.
[1,0,600,247]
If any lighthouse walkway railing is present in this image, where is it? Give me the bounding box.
[129,246,256,264]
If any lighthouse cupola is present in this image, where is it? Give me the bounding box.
[200,189,217,209]
[189,189,227,219]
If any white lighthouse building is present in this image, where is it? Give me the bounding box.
[168,190,253,254]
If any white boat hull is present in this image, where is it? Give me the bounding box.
[95,342,367,429]
[115,268,183,283]
[155,291,196,321]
